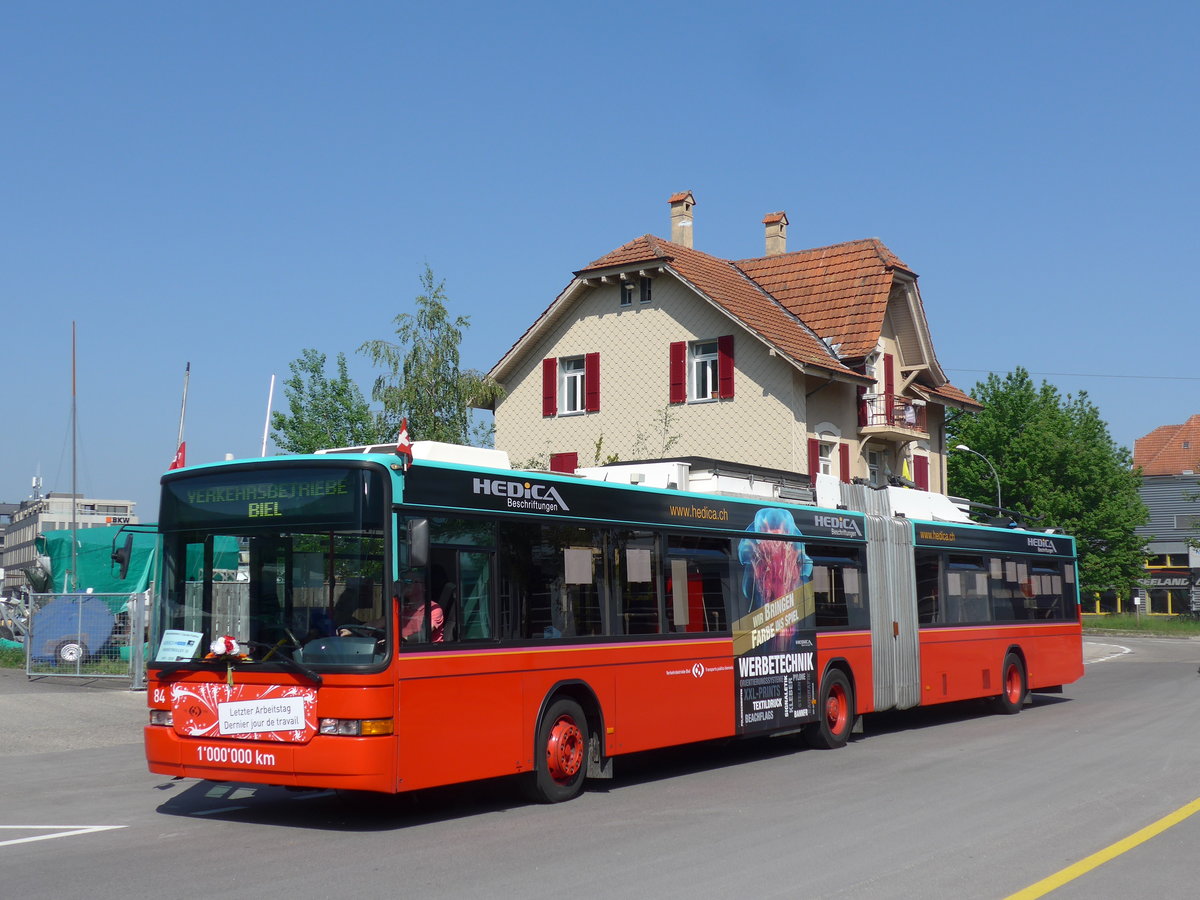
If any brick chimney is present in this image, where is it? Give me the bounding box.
[668,191,695,248]
[763,211,788,256]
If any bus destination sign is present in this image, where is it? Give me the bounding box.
[161,468,361,530]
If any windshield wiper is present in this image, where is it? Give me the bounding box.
[154,644,323,685]
[246,641,323,685]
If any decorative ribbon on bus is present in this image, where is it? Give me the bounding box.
[170,682,318,743]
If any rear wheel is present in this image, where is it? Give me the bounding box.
[804,669,854,749]
[524,697,588,803]
[993,652,1026,714]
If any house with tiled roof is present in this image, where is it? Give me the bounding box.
[482,192,981,496]
[1130,415,1200,615]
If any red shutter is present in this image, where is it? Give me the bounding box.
[857,385,868,427]
[549,452,578,474]
[717,335,735,399]
[669,341,687,404]
[584,352,600,412]
[807,438,820,479]
[839,443,851,484]
[884,354,895,420]
[542,358,557,417]
[913,455,929,490]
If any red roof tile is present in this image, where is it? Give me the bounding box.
[736,239,910,360]
[491,232,978,410]
[1134,415,1200,474]
[579,236,860,379]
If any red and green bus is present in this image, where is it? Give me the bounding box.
[144,444,1083,803]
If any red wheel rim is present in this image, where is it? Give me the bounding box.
[1004,663,1022,704]
[545,715,584,783]
[825,683,848,734]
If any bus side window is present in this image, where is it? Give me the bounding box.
[617,531,660,635]
[915,551,940,625]
[664,535,731,633]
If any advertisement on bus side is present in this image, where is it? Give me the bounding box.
[731,508,819,735]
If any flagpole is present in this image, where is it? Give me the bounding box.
[176,362,190,451]
[261,373,275,457]
[70,321,78,592]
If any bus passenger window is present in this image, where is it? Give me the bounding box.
[1028,564,1067,619]
[498,522,606,639]
[617,531,660,634]
[945,555,990,623]
[664,535,732,633]
[810,547,867,629]
[989,557,1024,621]
[915,552,940,624]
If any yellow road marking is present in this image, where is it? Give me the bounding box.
[1006,796,1200,899]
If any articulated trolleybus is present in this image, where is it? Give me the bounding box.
[145,442,1083,803]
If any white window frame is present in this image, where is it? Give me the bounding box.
[560,356,586,414]
[818,440,835,476]
[867,448,884,486]
[691,340,719,402]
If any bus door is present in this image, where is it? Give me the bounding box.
[865,515,921,711]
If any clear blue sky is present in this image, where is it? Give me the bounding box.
[3,1,1197,521]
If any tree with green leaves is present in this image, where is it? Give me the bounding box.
[947,367,1147,595]
[270,348,382,454]
[359,265,503,445]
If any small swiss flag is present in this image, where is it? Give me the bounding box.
[396,419,413,472]
[168,441,187,470]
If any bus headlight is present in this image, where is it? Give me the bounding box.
[319,717,393,736]
[149,709,173,726]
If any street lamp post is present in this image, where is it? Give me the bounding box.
[954,444,1002,511]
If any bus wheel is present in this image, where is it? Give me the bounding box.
[525,697,588,803]
[804,669,854,749]
[993,653,1027,715]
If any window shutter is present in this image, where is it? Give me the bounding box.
[884,353,895,401]
[550,452,579,474]
[807,438,820,479]
[584,352,600,412]
[857,386,868,427]
[838,443,851,484]
[669,342,687,404]
[914,455,929,490]
[717,335,735,398]
[542,358,557,417]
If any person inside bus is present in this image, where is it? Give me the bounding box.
[400,580,445,643]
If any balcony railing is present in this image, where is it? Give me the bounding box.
[862,394,927,433]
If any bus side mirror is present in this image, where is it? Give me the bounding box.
[112,534,134,580]
[409,518,429,569]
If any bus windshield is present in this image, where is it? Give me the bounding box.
[152,464,391,671]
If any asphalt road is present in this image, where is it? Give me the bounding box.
[2,638,1198,899]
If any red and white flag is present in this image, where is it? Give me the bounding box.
[168,441,187,470]
[396,418,413,472]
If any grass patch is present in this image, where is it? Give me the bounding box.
[0,645,26,669]
[1083,613,1200,637]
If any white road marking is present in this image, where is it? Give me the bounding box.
[1085,643,1133,664]
[0,825,126,848]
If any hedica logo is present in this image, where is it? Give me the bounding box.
[472,478,571,513]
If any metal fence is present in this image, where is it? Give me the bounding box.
[23,591,148,688]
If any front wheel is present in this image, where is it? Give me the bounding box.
[524,697,589,803]
[804,669,855,749]
[993,652,1027,714]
